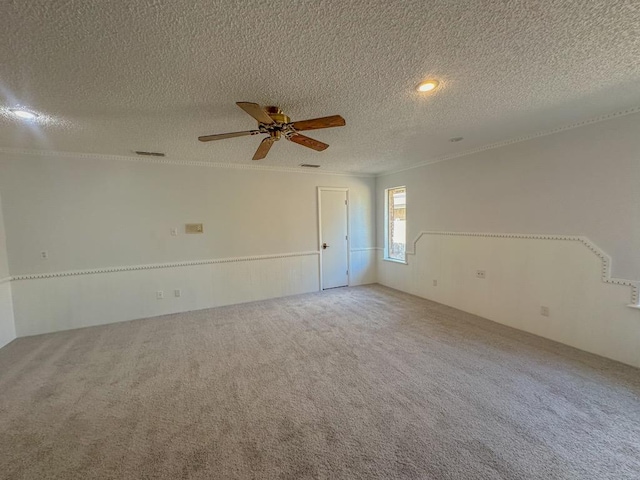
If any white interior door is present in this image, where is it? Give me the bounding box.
[319,188,349,289]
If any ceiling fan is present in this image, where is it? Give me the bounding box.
[198,102,346,160]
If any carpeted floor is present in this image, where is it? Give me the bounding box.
[0,285,639,479]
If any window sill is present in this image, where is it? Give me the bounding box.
[383,257,408,265]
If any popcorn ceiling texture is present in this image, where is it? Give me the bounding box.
[1,0,639,173]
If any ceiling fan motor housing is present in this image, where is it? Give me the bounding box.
[264,106,290,140]
[264,106,290,124]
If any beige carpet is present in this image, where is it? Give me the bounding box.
[0,285,639,479]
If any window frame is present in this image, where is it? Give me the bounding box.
[383,186,408,264]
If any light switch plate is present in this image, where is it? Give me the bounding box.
[185,223,203,234]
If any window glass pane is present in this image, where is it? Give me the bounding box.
[387,187,406,261]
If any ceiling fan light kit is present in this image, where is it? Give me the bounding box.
[198,102,346,161]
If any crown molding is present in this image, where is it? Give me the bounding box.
[1,108,637,178]
[377,106,640,177]
[400,231,639,305]
[9,251,320,281]
[0,147,375,178]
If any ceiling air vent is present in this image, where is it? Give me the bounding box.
[299,164,320,168]
[135,151,165,157]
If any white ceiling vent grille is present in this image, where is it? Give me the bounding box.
[135,151,165,157]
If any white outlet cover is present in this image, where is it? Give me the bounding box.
[156,291,164,299]
[174,289,181,297]
[170,228,178,236]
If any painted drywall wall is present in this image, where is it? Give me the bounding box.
[376,112,640,366]
[0,191,16,347]
[0,154,376,275]
[378,233,639,367]
[377,112,640,281]
[11,253,320,336]
[0,152,376,335]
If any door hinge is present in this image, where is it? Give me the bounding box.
[345,235,348,240]
[345,200,347,205]
[346,270,349,275]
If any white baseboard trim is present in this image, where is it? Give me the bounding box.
[377,230,640,367]
[403,231,639,305]
[11,252,323,336]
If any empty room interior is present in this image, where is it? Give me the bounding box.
[1,1,639,479]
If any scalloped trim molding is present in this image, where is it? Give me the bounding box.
[0,147,374,178]
[400,231,639,306]
[378,106,640,176]
[9,251,320,281]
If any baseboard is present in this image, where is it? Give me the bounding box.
[377,232,640,368]
[11,252,321,336]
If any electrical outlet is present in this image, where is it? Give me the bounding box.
[476,270,486,279]
[156,291,164,300]
[540,306,550,317]
[432,280,438,286]
[170,228,178,236]
[174,289,181,298]
[40,251,48,259]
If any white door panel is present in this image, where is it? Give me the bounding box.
[319,189,349,289]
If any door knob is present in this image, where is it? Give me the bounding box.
[322,243,329,249]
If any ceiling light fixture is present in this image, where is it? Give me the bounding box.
[10,108,38,120]
[416,80,439,92]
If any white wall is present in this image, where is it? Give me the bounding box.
[376,112,640,367]
[0,152,376,335]
[0,191,16,347]
[378,112,640,280]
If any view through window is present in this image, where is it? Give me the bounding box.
[386,186,406,261]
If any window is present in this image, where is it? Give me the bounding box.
[384,186,406,262]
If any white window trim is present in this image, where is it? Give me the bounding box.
[383,186,407,264]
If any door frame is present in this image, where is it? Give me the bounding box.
[317,187,350,291]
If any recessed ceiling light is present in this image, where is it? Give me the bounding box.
[416,80,439,92]
[449,137,464,142]
[10,108,38,120]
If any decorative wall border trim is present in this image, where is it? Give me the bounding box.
[0,147,375,178]
[9,251,320,281]
[378,106,640,176]
[398,231,639,306]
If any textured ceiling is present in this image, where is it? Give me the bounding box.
[1,0,639,174]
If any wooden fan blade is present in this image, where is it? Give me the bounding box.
[236,102,275,125]
[288,134,329,152]
[198,130,259,142]
[253,137,275,160]
[291,115,345,131]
